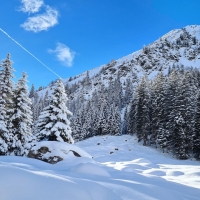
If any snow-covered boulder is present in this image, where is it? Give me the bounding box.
[28,141,92,164]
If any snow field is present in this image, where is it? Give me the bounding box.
[0,135,200,200]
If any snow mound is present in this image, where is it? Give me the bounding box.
[28,141,92,163]
[167,171,184,176]
[69,163,111,177]
[0,165,91,200]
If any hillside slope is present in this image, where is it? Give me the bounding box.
[38,25,200,101]
[33,25,200,139]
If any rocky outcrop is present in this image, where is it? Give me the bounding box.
[28,146,63,164]
[27,141,92,164]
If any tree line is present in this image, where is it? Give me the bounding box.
[11,49,200,161]
[126,67,200,159]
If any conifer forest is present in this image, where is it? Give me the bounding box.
[1,26,200,161]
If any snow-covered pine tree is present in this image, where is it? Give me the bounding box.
[32,92,39,122]
[84,70,91,89]
[193,91,200,159]
[93,109,99,136]
[164,70,188,159]
[72,110,83,141]
[29,84,35,98]
[43,90,50,108]
[164,70,180,151]
[122,106,129,135]
[0,53,15,155]
[173,113,188,159]
[36,79,74,144]
[108,104,121,135]
[70,117,75,139]
[135,76,151,145]
[81,115,91,140]
[181,71,196,154]
[80,105,86,127]
[134,85,143,142]
[113,105,121,135]
[81,122,87,141]
[82,102,93,139]
[97,105,108,135]
[11,72,34,156]
[34,95,43,118]
[151,72,165,147]
[157,127,167,153]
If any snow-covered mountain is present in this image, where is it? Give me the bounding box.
[38,25,200,101]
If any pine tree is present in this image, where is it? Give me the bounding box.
[135,86,143,142]
[97,105,108,135]
[85,70,91,88]
[173,113,188,159]
[71,114,82,142]
[151,72,165,147]
[81,114,91,140]
[0,53,15,155]
[122,106,129,135]
[193,91,200,159]
[32,92,39,122]
[164,70,180,151]
[11,72,34,156]
[181,71,196,154]
[157,128,167,152]
[81,122,87,140]
[72,109,83,141]
[29,84,35,98]
[128,96,137,135]
[135,76,151,145]
[108,104,121,135]
[82,104,92,139]
[113,105,121,135]
[93,109,99,136]
[43,90,50,107]
[36,79,74,143]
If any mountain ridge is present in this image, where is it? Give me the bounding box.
[35,24,200,119]
[66,25,199,76]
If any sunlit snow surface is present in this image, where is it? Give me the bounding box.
[0,135,200,200]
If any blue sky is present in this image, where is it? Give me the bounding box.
[1,0,200,89]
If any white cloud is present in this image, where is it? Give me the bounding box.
[20,6,59,32]
[48,43,76,67]
[19,0,44,13]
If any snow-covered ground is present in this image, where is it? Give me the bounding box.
[0,135,200,200]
